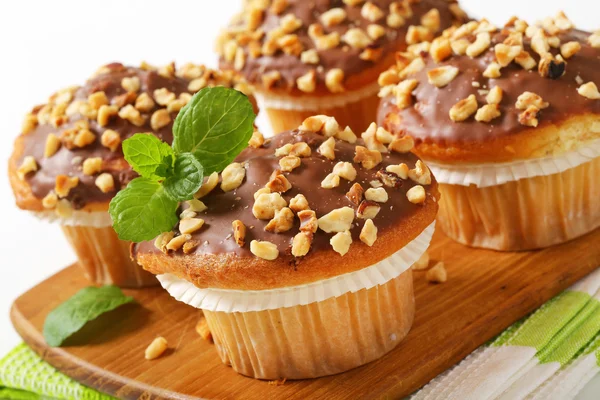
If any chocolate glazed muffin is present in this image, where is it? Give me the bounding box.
[377,13,600,250]
[217,0,468,134]
[8,62,254,287]
[134,116,439,379]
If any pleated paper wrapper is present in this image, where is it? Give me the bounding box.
[29,209,113,228]
[157,222,435,313]
[427,139,600,188]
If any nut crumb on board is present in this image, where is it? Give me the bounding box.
[268,378,287,386]
[411,251,430,271]
[145,336,168,360]
[426,262,447,283]
[196,317,213,342]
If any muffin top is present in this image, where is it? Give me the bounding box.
[135,116,439,290]
[217,0,467,96]
[378,13,600,163]
[9,62,253,214]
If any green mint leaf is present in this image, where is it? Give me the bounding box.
[109,177,178,242]
[172,86,255,174]
[163,153,204,201]
[43,285,134,347]
[122,133,174,180]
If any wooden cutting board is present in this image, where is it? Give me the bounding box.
[10,229,600,400]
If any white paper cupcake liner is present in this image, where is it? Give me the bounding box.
[29,210,113,228]
[255,82,380,111]
[157,221,435,313]
[427,139,600,188]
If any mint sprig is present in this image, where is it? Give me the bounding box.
[43,285,134,347]
[109,87,256,242]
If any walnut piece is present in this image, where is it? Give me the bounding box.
[267,173,292,193]
[292,232,312,257]
[298,209,318,233]
[365,187,388,203]
[179,218,205,234]
[17,156,38,180]
[357,200,380,219]
[253,192,287,220]
[412,251,430,270]
[265,207,295,233]
[386,163,409,180]
[221,163,246,192]
[318,207,354,233]
[333,162,357,181]
[250,240,279,260]
[475,104,501,123]
[55,175,79,198]
[82,157,102,175]
[318,137,336,160]
[289,194,309,213]
[354,146,382,170]
[406,185,426,204]
[346,183,364,205]
[389,136,414,153]
[427,66,459,88]
[321,173,340,189]
[449,94,478,122]
[577,82,600,100]
[95,173,115,193]
[196,172,219,198]
[145,337,168,360]
[232,220,246,247]
[359,219,378,246]
[426,261,447,283]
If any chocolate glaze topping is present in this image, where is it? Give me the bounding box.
[14,62,252,209]
[135,129,437,260]
[218,0,466,92]
[378,21,600,145]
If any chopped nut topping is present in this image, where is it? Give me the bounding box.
[295,209,318,234]
[406,185,426,204]
[153,88,176,106]
[427,66,459,88]
[515,92,549,110]
[261,71,281,89]
[421,8,440,31]
[360,219,378,246]
[560,41,581,59]
[389,136,414,153]
[466,32,491,58]
[360,47,383,62]
[375,127,394,144]
[180,209,197,220]
[249,130,265,148]
[577,82,600,100]
[342,28,372,49]
[180,218,205,234]
[232,220,246,247]
[44,134,61,158]
[346,183,364,205]
[518,105,540,127]
[300,49,320,64]
[167,234,192,251]
[299,115,340,137]
[449,94,478,122]
[486,86,503,105]
[253,187,271,201]
[265,207,294,233]
[394,78,419,109]
[101,129,121,152]
[196,172,219,198]
[88,91,108,110]
[55,199,73,218]
[588,32,600,48]
[426,261,447,283]
[250,240,279,260]
[336,126,358,143]
[399,57,425,79]
[145,337,168,360]
[253,192,287,220]
[297,70,316,93]
[386,163,409,180]
[280,13,302,33]
[118,104,145,126]
[354,146,382,170]
[221,163,246,192]
[183,240,200,254]
[318,137,336,160]
[330,230,352,256]
[150,109,171,131]
[42,191,58,209]
[289,194,309,213]
[451,39,470,56]
[483,62,502,78]
[82,157,102,175]
[475,104,501,123]
[387,13,405,29]
[55,175,79,197]
[357,200,380,219]
[538,54,565,79]
[377,169,401,187]
[96,105,118,127]
[135,92,155,112]
[95,173,115,193]
[267,173,292,193]
[365,187,388,203]
[378,70,400,87]
[406,25,433,45]
[412,251,430,270]
[333,162,357,181]
[186,199,206,213]
[430,37,452,62]
[21,114,38,134]
[17,156,38,180]
[279,155,301,172]
[367,24,386,40]
[326,69,345,93]
[321,173,340,189]
[361,2,383,22]
[408,160,431,185]
[121,76,140,92]
[276,141,312,157]
[292,232,312,257]
[321,8,346,27]
[494,43,521,67]
[318,207,354,233]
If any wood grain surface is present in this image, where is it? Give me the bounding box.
[10,229,600,400]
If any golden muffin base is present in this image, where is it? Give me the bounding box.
[203,268,414,380]
[437,157,600,251]
[61,224,157,288]
[262,90,380,135]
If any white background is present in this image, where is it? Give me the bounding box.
[0,1,598,398]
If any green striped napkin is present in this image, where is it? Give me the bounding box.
[0,343,114,400]
[414,268,600,400]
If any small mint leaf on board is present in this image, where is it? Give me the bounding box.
[163,153,204,201]
[109,177,178,242]
[123,133,174,180]
[172,86,255,174]
[43,285,134,347]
